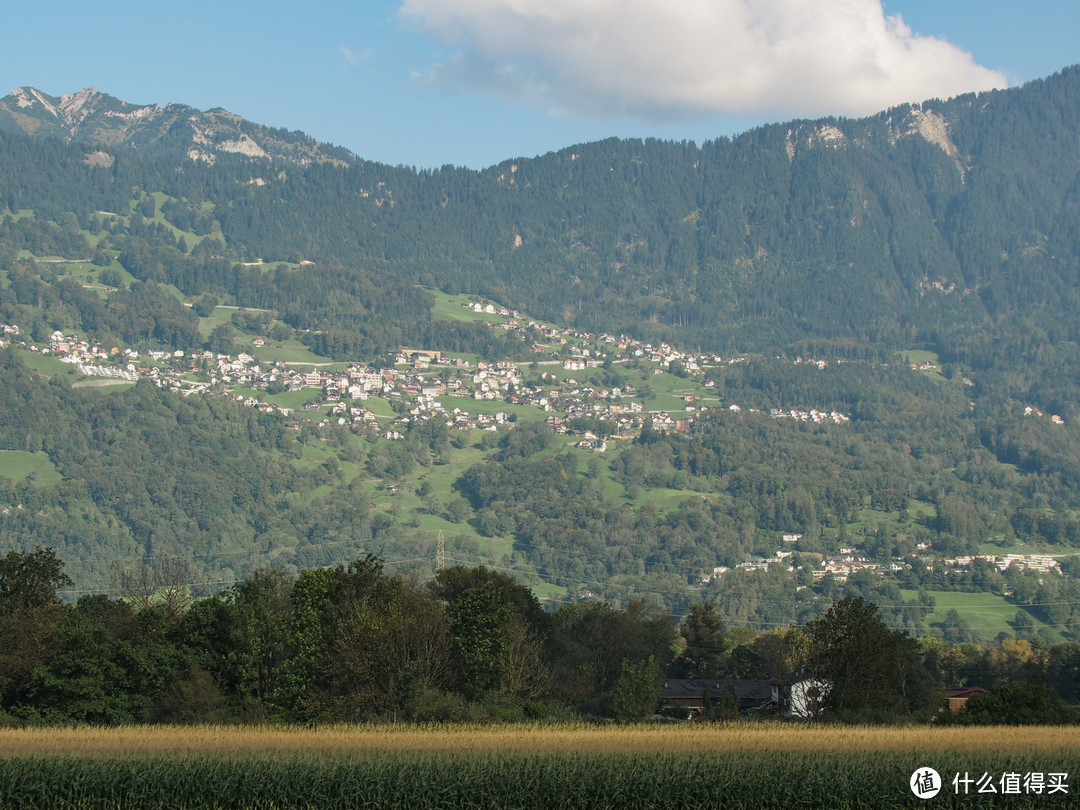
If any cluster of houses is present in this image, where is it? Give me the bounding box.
[659,678,784,718]
[4,321,1063,475]
[1023,406,1065,425]
[386,361,669,444]
[703,535,1062,587]
[9,306,863,450]
[6,314,1072,637]
[811,553,905,582]
[463,302,518,318]
[43,330,138,365]
[18,330,695,442]
[657,678,988,720]
[768,408,850,424]
[702,549,903,585]
[459,298,752,371]
[937,554,1061,575]
[722,550,1072,585]
[72,362,138,382]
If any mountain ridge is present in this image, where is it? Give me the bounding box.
[6,68,1080,372]
[0,85,358,167]
[0,75,1011,174]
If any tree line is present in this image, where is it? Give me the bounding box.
[1,548,1077,726]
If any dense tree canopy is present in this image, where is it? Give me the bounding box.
[804,597,938,721]
[0,551,1076,726]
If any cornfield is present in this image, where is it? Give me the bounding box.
[0,723,1075,808]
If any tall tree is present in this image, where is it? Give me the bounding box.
[804,597,934,721]
[610,656,661,722]
[450,585,514,699]
[673,602,730,677]
[281,556,453,721]
[0,547,71,707]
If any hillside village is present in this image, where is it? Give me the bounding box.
[708,544,1061,585]
[1,301,1068,598]
[3,305,853,442]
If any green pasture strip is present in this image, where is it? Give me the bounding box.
[437,395,541,421]
[0,748,1073,809]
[852,506,903,531]
[407,515,519,570]
[425,290,525,326]
[901,350,940,366]
[631,485,711,513]
[640,377,695,413]
[351,396,394,420]
[410,442,486,490]
[69,380,136,392]
[12,349,76,378]
[0,450,62,485]
[147,192,210,249]
[639,368,703,397]
[523,576,568,601]
[197,306,235,337]
[47,260,95,282]
[428,298,503,325]
[252,343,331,365]
[907,499,937,520]
[899,589,1055,640]
[293,443,340,469]
[230,387,318,412]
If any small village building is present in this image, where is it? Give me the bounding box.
[660,679,783,717]
[946,687,989,713]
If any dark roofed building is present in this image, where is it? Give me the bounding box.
[660,678,783,716]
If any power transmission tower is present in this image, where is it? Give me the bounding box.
[435,529,445,575]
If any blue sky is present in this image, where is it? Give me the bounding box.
[3,1,1078,169]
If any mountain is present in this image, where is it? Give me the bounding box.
[10,68,1079,381]
[5,69,1080,410]
[3,68,1080,636]
[0,86,357,167]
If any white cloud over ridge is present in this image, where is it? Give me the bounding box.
[400,0,1008,120]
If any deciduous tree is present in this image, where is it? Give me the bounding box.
[804,597,934,721]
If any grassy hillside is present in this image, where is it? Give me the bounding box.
[901,589,1060,643]
[0,450,62,486]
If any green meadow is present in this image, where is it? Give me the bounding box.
[0,450,62,485]
[900,589,1059,642]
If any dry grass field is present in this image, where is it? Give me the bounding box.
[1,721,1078,758]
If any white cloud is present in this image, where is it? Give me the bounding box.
[399,0,1007,119]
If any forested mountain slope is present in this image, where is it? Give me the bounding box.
[4,68,1080,403]
[3,68,1080,636]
